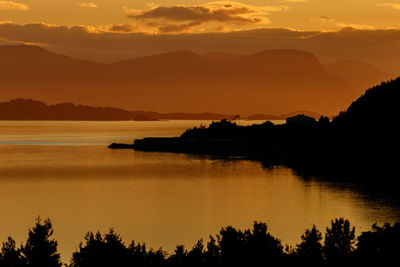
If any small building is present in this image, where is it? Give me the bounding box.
[286,114,316,125]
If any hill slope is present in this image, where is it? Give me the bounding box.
[333,78,400,128]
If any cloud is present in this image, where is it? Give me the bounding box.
[310,16,334,23]
[2,21,400,74]
[108,24,135,33]
[280,0,309,2]
[309,16,376,31]
[107,24,152,33]
[125,1,289,33]
[336,23,376,30]
[0,0,28,11]
[78,2,98,8]
[319,16,333,21]
[377,3,400,10]
[158,21,204,33]
[128,6,259,23]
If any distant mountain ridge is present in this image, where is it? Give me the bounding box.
[0,99,134,121]
[0,99,235,121]
[0,45,395,115]
[324,60,394,91]
[203,51,396,92]
[0,98,321,121]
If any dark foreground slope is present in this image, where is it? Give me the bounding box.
[128,78,400,178]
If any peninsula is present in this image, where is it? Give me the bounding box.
[110,78,400,178]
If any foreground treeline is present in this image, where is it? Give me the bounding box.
[1,218,400,266]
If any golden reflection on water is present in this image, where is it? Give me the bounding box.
[0,121,399,262]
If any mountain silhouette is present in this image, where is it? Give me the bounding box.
[325,60,395,91]
[0,45,365,115]
[0,98,240,120]
[202,52,245,61]
[0,98,134,120]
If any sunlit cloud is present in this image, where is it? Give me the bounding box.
[2,21,400,75]
[336,23,376,30]
[124,1,289,33]
[78,2,98,8]
[105,23,155,34]
[108,24,135,33]
[0,0,28,11]
[310,16,334,23]
[377,3,400,10]
[280,0,309,2]
[309,16,376,31]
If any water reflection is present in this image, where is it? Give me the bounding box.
[0,121,399,262]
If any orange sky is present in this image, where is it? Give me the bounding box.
[1,0,399,32]
[1,1,400,114]
[1,1,400,72]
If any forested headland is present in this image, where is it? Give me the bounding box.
[130,78,400,178]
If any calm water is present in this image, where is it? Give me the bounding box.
[0,120,399,262]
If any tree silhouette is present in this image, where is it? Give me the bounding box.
[168,245,188,266]
[245,222,283,265]
[144,247,166,266]
[323,218,355,264]
[71,229,167,267]
[71,229,132,267]
[219,226,246,265]
[356,222,400,265]
[204,235,220,266]
[187,239,206,266]
[296,225,323,265]
[128,241,148,266]
[5,217,400,266]
[0,237,25,267]
[217,222,283,266]
[21,217,62,267]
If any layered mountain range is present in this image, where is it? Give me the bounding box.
[0,45,395,116]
